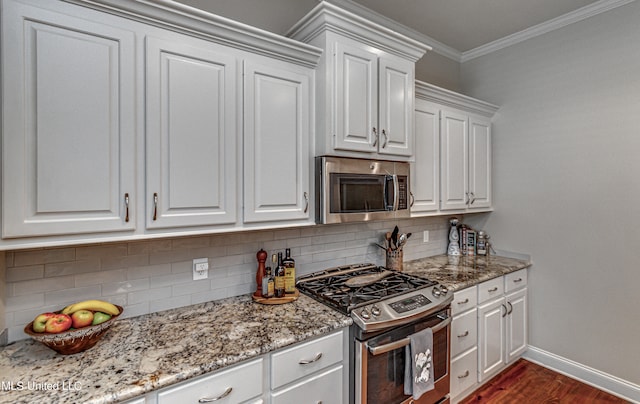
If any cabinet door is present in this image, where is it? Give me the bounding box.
[378,56,414,157]
[411,100,440,214]
[440,110,468,211]
[2,1,136,238]
[468,117,492,210]
[334,42,378,153]
[243,59,311,223]
[145,35,237,229]
[506,288,528,362]
[478,297,506,382]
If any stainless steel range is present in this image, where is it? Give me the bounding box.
[297,263,453,404]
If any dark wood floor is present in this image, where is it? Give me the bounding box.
[458,359,629,403]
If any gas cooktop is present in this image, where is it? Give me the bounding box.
[296,263,452,331]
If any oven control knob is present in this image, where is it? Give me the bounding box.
[432,287,441,297]
[371,305,381,316]
[361,309,370,320]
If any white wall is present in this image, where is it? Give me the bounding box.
[461,1,640,385]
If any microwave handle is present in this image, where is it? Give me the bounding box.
[392,174,400,211]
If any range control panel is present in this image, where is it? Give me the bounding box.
[389,294,431,313]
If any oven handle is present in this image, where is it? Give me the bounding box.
[366,316,451,356]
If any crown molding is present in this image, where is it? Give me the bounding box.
[63,0,322,68]
[415,80,499,118]
[461,0,637,62]
[288,0,430,62]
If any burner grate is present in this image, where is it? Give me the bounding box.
[296,264,436,314]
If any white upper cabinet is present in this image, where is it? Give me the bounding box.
[0,0,321,249]
[1,0,136,238]
[415,81,498,214]
[243,58,312,223]
[288,1,428,160]
[145,33,237,229]
[411,99,440,214]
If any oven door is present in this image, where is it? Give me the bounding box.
[355,309,451,404]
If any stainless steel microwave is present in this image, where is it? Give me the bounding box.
[316,156,410,224]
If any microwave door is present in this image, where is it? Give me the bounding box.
[385,174,400,211]
[330,174,387,213]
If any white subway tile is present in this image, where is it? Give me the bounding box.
[12,275,75,296]
[44,259,101,277]
[76,244,127,260]
[45,285,101,306]
[191,289,226,305]
[6,265,44,282]
[173,280,211,297]
[127,264,171,280]
[171,236,211,250]
[6,294,45,312]
[149,272,192,289]
[128,286,172,305]
[150,295,191,313]
[75,269,126,287]
[102,278,150,296]
[127,239,172,255]
[118,302,150,319]
[14,248,76,266]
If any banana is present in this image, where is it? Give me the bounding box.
[61,299,120,316]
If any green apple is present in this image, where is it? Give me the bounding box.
[32,313,56,333]
[91,311,112,325]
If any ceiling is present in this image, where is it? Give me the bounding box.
[175,0,606,55]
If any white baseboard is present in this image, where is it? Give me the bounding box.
[523,346,640,403]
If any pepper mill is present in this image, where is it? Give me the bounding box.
[255,249,267,297]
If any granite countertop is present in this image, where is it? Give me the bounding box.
[403,254,532,291]
[0,294,352,404]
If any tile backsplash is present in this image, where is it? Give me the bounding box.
[3,216,450,343]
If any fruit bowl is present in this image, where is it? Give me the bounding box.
[24,305,123,355]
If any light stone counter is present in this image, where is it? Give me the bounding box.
[0,294,352,404]
[403,254,532,291]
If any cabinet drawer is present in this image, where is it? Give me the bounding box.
[271,330,343,389]
[452,286,477,316]
[157,359,262,404]
[505,269,527,293]
[477,277,504,303]
[451,308,477,358]
[450,347,478,399]
[271,365,343,404]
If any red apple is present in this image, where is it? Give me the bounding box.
[44,314,72,333]
[71,310,94,328]
[32,312,56,333]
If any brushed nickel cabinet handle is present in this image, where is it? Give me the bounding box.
[153,193,158,221]
[299,352,322,365]
[381,129,388,148]
[410,191,415,207]
[513,278,523,283]
[507,301,513,315]
[457,330,469,338]
[457,298,469,305]
[469,192,476,205]
[488,287,499,293]
[372,127,378,147]
[198,386,232,402]
[304,192,309,213]
[124,193,129,223]
[502,303,508,318]
[458,370,470,379]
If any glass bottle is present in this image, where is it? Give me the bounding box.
[275,252,286,298]
[283,248,296,294]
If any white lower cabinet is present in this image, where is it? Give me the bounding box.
[143,329,346,404]
[271,365,343,404]
[450,269,528,403]
[157,358,263,403]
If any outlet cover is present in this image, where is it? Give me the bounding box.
[193,258,209,280]
[423,230,430,243]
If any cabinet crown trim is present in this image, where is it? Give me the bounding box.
[416,80,499,118]
[287,1,430,62]
[64,0,323,67]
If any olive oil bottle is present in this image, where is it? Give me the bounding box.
[275,252,286,298]
[283,248,296,294]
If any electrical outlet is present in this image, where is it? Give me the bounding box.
[193,258,209,281]
[423,230,430,243]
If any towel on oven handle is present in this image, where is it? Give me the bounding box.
[404,327,435,399]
